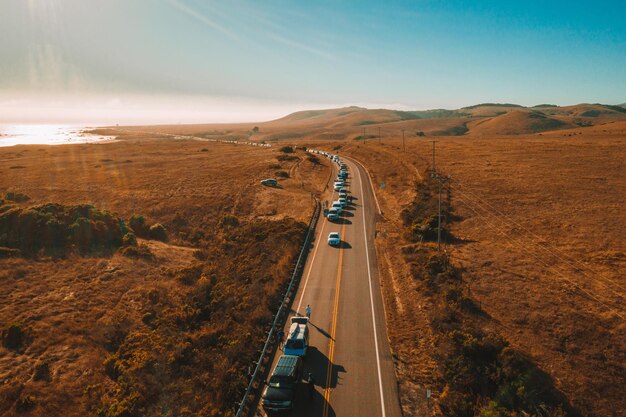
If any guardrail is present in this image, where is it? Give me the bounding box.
[235,199,321,417]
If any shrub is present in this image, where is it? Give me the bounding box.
[16,395,36,412]
[33,360,51,381]
[175,264,203,286]
[307,155,321,165]
[2,322,25,350]
[220,215,240,228]
[269,163,281,169]
[148,223,167,241]
[279,146,294,153]
[122,232,137,247]
[119,245,154,260]
[416,131,425,136]
[129,215,148,237]
[276,154,298,162]
[275,171,289,178]
[5,192,30,203]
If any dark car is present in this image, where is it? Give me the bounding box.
[262,354,303,412]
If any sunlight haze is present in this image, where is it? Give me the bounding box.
[1,0,625,123]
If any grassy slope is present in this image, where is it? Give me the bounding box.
[0,135,331,416]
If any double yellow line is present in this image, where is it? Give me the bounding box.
[322,209,347,416]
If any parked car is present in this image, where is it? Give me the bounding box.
[327,208,339,221]
[262,355,303,412]
[334,181,344,191]
[328,232,341,246]
[339,190,348,199]
[331,201,343,214]
[261,178,278,186]
[338,197,348,207]
[283,316,309,357]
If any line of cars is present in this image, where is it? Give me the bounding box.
[262,316,310,412]
[261,150,351,413]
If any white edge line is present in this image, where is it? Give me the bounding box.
[356,160,387,417]
[296,216,326,312]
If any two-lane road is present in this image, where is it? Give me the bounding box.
[261,156,402,417]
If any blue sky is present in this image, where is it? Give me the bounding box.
[1,0,625,123]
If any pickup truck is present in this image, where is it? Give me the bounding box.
[262,354,303,412]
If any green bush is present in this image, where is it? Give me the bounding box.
[122,232,137,247]
[275,170,290,178]
[0,202,127,257]
[129,215,148,237]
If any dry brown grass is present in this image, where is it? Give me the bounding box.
[0,132,331,416]
[327,123,626,416]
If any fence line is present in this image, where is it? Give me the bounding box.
[235,199,321,417]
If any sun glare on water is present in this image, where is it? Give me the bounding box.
[0,124,115,147]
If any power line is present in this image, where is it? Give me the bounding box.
[452,192,625,319]
[450,183,626,296]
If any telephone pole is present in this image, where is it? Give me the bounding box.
[429,140,438,173]
[432,173,450,251]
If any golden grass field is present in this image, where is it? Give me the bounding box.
[0,133,331,416]
[1,103,624,416]
[325,122,626,417]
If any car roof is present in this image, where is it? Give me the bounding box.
[287,323,307,340]
[329,232,340,237]
[273,355,300,376]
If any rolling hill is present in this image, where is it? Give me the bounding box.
[262,102,626,136]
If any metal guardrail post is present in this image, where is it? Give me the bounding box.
[234,200,321,417]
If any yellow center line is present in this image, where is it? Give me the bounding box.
[322,198,347,416]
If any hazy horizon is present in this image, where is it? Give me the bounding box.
[2,0,625,124]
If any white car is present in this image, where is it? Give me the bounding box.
[327,208,339,221]
[331,201,343,214]
[338,197,348,207]
[333,181,344,191]
[328,232,341,246]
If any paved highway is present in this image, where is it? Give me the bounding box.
[259,156,402,416]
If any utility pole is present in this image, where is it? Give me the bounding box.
[429,140,438,173]
[402,129,405,152]
[432,173,450,251]
[378,127,381,144]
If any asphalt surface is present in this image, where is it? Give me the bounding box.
[259,157,402,417]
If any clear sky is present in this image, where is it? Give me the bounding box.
[1,0,625,124]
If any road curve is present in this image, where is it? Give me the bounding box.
[260,156,402,417]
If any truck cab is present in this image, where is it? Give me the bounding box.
[262,354,303,412]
